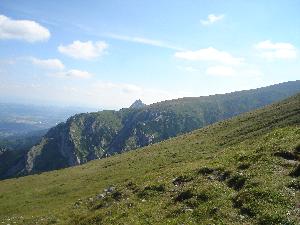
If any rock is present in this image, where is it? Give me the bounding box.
[96,193,106,199]
[129,99,146,109]
[107,186,116,193]
[104,186,115,193]
[184,208,193,212]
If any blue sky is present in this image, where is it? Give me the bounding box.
[0,0,299,109]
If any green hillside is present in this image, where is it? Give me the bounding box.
[0,93,299,225]
[4,80,299,178]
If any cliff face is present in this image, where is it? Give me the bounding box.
[25,111,124,173]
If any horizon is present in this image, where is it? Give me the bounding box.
[0,0,299,109]
[0,79,299,110]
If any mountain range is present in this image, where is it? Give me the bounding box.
[0,86,299,224]
[1,80,300,180]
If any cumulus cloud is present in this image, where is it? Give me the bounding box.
[175,47,244,65]
[0,15,50,42]
[30,57,64,70]
[201,14,224,26]
[53,69,93,79]
[58,40,108,60]
[255,40,297,60]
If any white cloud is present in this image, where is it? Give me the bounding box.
[53,69,93,79]
[201,14,224,26]
[255,40,297,60]
[58,40,108,60]
[30,57,64,70]
[175,47,244,65]
[105,33,183,50]
[0,15,50,42]
[206,65,235,76]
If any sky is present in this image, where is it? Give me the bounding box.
[0,0,299,109]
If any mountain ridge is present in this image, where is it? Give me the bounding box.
[1,80,300,179]
[0,91,299,224]
[27,80,300,170]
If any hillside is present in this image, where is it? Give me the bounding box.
[1,80,300,179]
[0,103,93,179]
[0,93,299,225]
[0,103,93,180]
[16,80,300,176]
[0,131,44,179]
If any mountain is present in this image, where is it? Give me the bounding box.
[129,99,146,109]
[0,92,299,224]
[1,80,300,179]
[0,103,96,179]
[0,130,44,179]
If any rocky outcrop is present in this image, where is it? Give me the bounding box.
[129,99,146,109]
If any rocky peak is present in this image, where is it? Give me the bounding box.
[129,99,146,109]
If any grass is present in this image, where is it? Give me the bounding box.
[0,94,299,224]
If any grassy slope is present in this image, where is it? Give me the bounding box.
[26,80,300,172]
[0,94,299,225]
